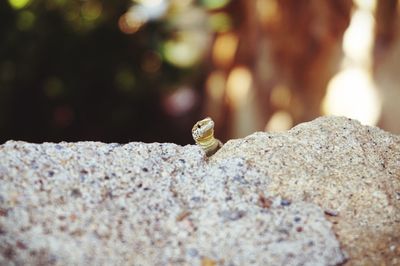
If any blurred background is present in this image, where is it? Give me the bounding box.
[0,0,399,145]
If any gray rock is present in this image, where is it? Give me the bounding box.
[2,116,397,265]
[211,116,400,265]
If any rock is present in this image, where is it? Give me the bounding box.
[211,116,400,265]
[0,116,398,265]
[0,142,344,266]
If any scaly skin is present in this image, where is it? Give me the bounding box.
[192,117,222,156]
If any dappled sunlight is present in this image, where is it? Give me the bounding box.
[270,84,291,110]
[162,31,210,68]
[81,1,102,21]
[118,11,146,34]
[212,32,238,68]
[265,111,293,132]
[201,0,231,10]
[342,9,375,65]
[226,66,252,107]
[323,68,381,125]
[8,0,31,9]
[322,0,381,126]
[206,71,226,101]
[162,86,198,117]
[256,0,279,25]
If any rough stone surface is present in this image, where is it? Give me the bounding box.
[0,142,344,266]
[212,116,400,265]
[0,116,398,265]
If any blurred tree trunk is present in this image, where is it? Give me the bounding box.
[374,0,400,134]
[206,0,352,140]
[264,0,352,122]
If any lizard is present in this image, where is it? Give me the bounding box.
[191,117,222,156]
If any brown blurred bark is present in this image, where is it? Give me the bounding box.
[264,0,352,123]
[374,0,400,133]
[206,0,352,139]
[374,0,398,66]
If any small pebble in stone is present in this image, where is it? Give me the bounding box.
[55,144,63,150]
[280,199,291,206]
[219,210,246,221]
[187,248,198,257]
[191,196,201,202]
[70,188,82,198]
[201,257,217,266]
[258,193,273,209]
[176,210,191,222]
[324,209,339,217]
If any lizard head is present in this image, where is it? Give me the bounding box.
[191,117,215,142]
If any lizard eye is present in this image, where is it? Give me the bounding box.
[197,125,201,128]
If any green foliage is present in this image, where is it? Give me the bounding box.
[0,0,217,143]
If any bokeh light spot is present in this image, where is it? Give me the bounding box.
[322,68,381,125]
[270,84,291,109]
[325,0,380,126]
[118,11,146,34]
[209,12,232,32]
[133,0,163,6]
[354,0,377,10]
[162,87,197,116]
[212,32,238,68]
[43,77,64,98]
[265,111,293,132]
[131,0,168,21]
[141,51,162,73]
[206,70,226,101]
[163,41,194,67]
[16,11,35,31]
[343,10,375,64]
[201,0,230,10]
[115,69,136,92]
[226,66,252,106]
[81,1,103,21]
[169,0,193,11]
[163,32,207,68]
[53,105,74,128]
[256,0,279,24]
[8,0,31,9]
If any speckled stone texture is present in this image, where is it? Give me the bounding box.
[212,116,400,265]
[0,117,398,266]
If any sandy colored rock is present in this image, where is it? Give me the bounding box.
[0,139,344,265]
[1,116,399,265]
[211,116,400,265]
